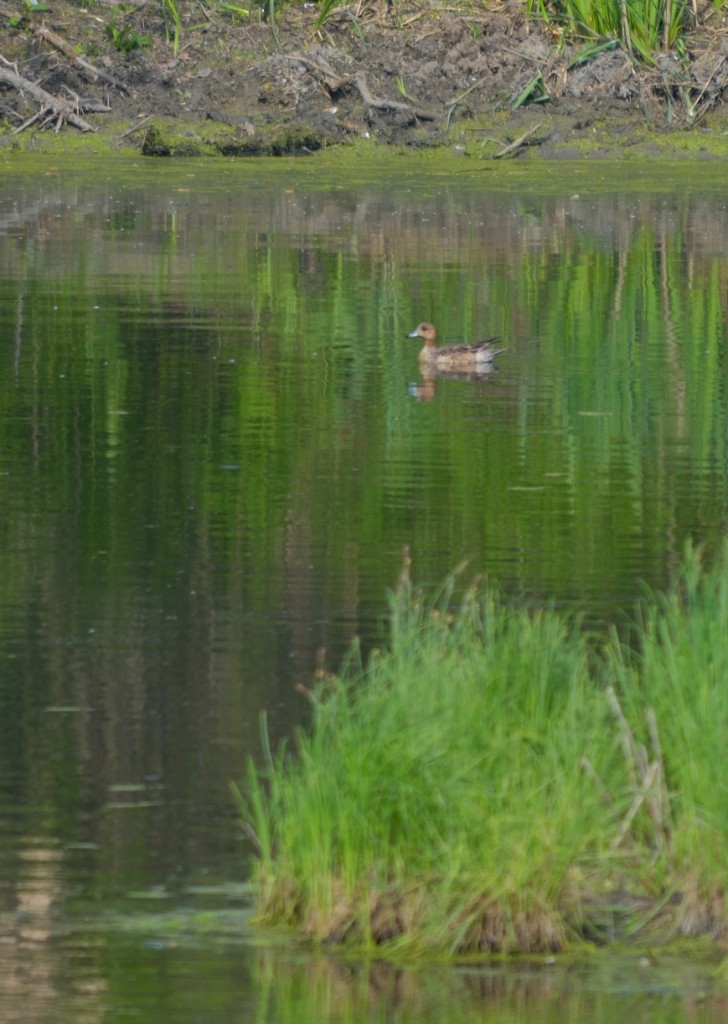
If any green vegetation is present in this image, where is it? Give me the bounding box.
[237,545,728,954]
[106,23,152,52]
[160,0,182,55]
[105,0,180,53]
[101,0,724,82]
[526,0,718,64]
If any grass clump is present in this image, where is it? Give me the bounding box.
[237,556,619,953]
[525,0,703,62]
[609,549,728,940]
[236,545,728,955]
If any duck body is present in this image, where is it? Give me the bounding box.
[408,322,505,368]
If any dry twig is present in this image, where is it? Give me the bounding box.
[117,114,153,140]
[604,688,671,852]
[352,71,437,121]
[493,121,544,158]
[0,56,97,131]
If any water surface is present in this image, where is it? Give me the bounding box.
[1,154,727,1021]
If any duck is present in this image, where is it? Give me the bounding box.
[408,322,505,369]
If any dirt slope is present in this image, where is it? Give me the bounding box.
[1,0,727,156]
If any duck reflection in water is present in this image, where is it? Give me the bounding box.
[408,364,500,401]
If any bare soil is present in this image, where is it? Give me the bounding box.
[1,0,728,157]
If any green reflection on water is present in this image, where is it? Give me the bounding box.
[0,159,727,961]
[29,923,728,1024]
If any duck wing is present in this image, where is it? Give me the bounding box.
[472,338,506,359]
[439,338,505,360]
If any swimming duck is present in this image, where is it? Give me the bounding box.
[408,322,505,369]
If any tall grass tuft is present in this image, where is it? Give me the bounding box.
[239,557,621,952]
[238,545,728,954]
[526,0,694,62]
[609,544,728,939]
[161,0,182,55]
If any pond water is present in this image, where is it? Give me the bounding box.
[1,154,728,1021]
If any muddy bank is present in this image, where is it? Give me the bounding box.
[1,0,728,157]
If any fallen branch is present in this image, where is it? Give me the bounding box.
[0,57,96,132]
[493,121,544,158]
[352,71,438,121]
[117,114,153,141]
[274,56,438,124]
[35,25,129,94]
[685,55,727,121]
[280,52,349,93]
[60,85,111,113]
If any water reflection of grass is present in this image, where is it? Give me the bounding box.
[237,545,728,956]
[253,950,724,1024]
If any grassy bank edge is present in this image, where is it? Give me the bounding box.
[4,113,728,160]
[235,544,728,958]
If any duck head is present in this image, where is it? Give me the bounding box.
[408,323,437,346]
